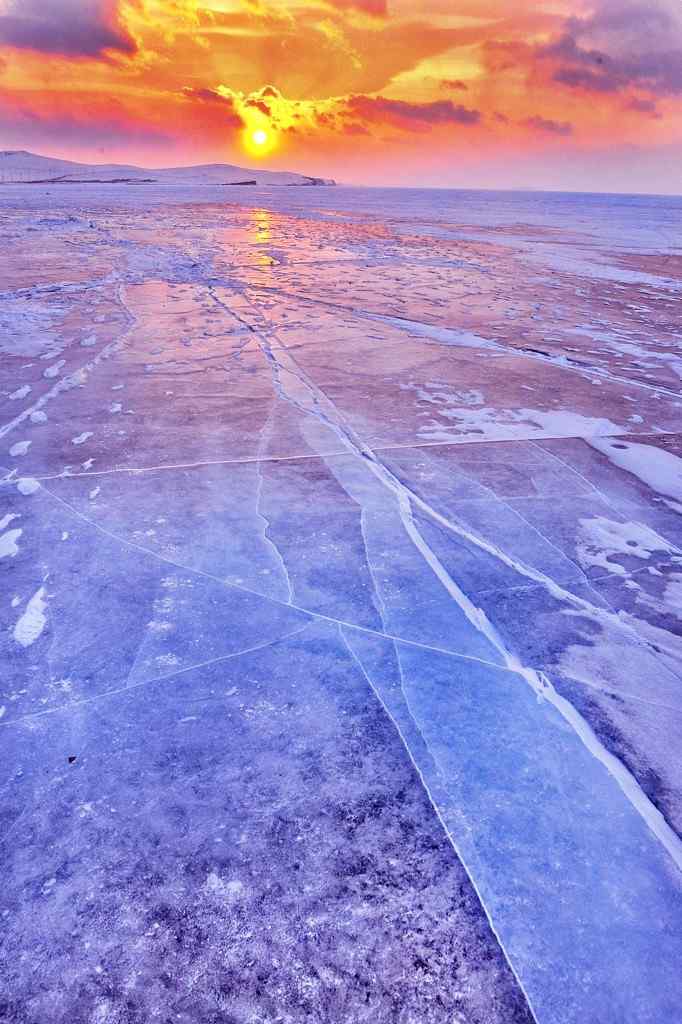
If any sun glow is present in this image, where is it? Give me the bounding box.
[243,124,277,158]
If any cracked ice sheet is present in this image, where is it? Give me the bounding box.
[42,455,497,660]
[0,284,350,478]
[0,619,532,1024]
[314,441,682,837]
[220,301,682,447]
[342,629,682,1023]
[3,186,682,1023]
[226,218,682,391]
[0,285,131,428]
[0,482,311,724]
[299,350,682,447]
[0,368,344,478]
[211,297,682,1023]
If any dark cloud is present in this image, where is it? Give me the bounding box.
[0,0,134,58]
[246,84,282,113]
[523,115,573,136]
[345,95,481,130]
[181,87,244,128]
[245,97,271,116]
[182,87,230,105]
[441,79,469,91]
[538,1,682,97]
[624,96,661,116]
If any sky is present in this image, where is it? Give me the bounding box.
[0,0,681,191]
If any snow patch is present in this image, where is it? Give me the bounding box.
[43,359,66,379]
[588,438,682,513]
[419,402,624,443]
[17,477,40,495]
[0,513,20,531]
[203,871,245,900]
[576,516,675,577]
[9,440,31,457]
[0,528,22,558]
[14,587,47,647]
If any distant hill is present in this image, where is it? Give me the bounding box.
[0,150,335,187]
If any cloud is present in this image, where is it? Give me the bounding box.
[2,0,681,186]
[624,96,661,116]
[538,0,682,98]
[523,115,573,136]
[0,0,135,58]
[345,95,481,130]
[178,81,484,142]
[245,97,272,116]
[182,87,244,127]
[341,120,370,135]
[325,0,387,13]
[481,0,682,116]
[181,83,297,134]
[0,94,172,150]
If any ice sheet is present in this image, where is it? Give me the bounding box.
[2,184,682,1023]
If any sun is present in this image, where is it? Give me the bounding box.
[243,124,277,158]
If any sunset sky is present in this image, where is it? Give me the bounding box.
[1,0,681,191]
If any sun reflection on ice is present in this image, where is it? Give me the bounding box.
[250,209,280,267]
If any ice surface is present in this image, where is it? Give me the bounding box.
[2,184,682,1023]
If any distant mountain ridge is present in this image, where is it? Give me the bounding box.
[0,150,335,187]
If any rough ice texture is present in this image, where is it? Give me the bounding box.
[2,184,682,1023]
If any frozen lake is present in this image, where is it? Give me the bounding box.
[2,184,682,1023]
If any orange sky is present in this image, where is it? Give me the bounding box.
[1,0,681,191]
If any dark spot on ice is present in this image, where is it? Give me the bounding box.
[68,756,77,764]
[612,443,628,449]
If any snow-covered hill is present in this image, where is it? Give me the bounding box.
[0,150,334,186]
